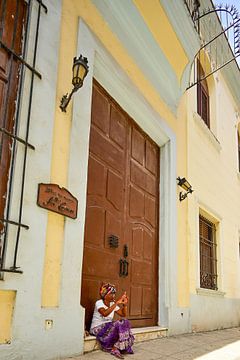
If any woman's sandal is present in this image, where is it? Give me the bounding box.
[110,348,124,359]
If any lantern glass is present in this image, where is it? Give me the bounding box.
[78,64,87,81]
[177,177,191,191]
[181,180,191,191]
[72,56,88,87]
[72,62,79,81]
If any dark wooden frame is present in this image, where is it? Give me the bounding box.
[197,61,210,128]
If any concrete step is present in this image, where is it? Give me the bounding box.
[84,326,168,353]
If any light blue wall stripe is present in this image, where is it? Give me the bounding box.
[92,0,182,114]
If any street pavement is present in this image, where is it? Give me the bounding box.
[64,327,240,360]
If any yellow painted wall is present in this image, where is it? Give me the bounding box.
[41,0,190,308]
[0,290,16,344]
[133,0,188,83]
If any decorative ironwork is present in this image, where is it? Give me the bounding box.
[123,244,128,258]
[200,271,218,290]
[0,0,47,274]
[199,216,217,290]
[186,3,240,89]
[109,234,119,248]
[119,244,129,277]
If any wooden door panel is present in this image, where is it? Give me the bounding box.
[130,161,145,190]
[130,160,156,196]
[129,186,145,218]
[0,53,8,75]
[145,173,156,196]
[106,170,124,211]
[129,286,142,316]
[110,106,127,149]
[144,196,156,228]
[146,140,158,175]
[131,260,152,285]
[81,80,159,329]
[84,206,105,246]
[83,247,120,278]
[90,127,125,173]
[132,227,144,258]
[142,287,152,315]
[143,230,153,261]
[91,86,110,134]
[131,127,145,165]
[87,156,106,196]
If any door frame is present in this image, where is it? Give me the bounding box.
[66,19,178,331]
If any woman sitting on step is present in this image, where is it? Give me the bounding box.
[89,283,135,359]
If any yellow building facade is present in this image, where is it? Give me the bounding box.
[0,0,240,359]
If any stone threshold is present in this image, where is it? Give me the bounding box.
[84,326,168,353]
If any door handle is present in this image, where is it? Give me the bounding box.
[119,258,128,277]
[119,244,129,277]
[119,258,124,277]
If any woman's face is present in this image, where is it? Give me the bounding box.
[104,291,115,302]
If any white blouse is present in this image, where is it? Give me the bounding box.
[90,299,120,331]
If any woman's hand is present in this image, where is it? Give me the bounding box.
[116,292,128,305]
[115,292,128,317]
[121,293,128,305]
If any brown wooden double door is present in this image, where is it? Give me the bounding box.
[81,81,159,330]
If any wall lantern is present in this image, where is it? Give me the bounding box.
[60,55,89,112]
[177,177,194,201]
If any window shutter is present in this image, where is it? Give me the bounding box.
[197,60,210,128]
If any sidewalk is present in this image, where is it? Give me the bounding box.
[64,327,240,360]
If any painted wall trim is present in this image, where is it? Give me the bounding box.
[92,0,181,114]
[0,290,16,344]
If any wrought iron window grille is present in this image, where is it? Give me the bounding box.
[199,216,218,291]
[0,0,47,275]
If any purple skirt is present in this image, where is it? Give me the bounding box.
[91,319,134,352]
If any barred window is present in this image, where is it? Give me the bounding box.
[0,0,47,274]
[199,215,217,290]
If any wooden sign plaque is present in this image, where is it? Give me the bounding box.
[37,183,78,219]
